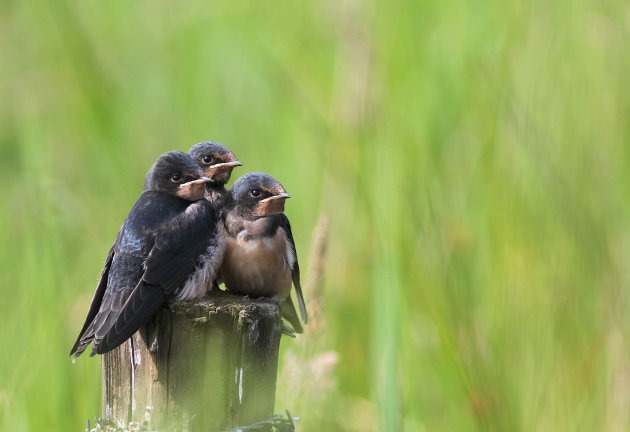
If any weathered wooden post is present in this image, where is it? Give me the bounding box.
[98,293,283,432]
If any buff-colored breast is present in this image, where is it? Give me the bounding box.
[220,230,292,298]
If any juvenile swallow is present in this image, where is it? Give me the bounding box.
[188,141,242,207]
[220,172,307,332]
[188,141,241,291]
[70,152,224,357]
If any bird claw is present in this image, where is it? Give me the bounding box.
[281,323,297,338]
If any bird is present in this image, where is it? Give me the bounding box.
[142,141,241,207]
[70,151,225,357]
[188,141,241,291]
[220,172,307,333]
[188,141,242,208]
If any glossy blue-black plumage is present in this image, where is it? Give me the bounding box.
[71,152,219,357]
[71,193,217,357]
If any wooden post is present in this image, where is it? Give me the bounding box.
[98,293,283,432]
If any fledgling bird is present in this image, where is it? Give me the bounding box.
[188,141,241,291]
[142,141,241,207]
[188,141,242,208]
[70,151,224,357]
[220,172,307,333]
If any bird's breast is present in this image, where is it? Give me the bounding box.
[221,230,292,298]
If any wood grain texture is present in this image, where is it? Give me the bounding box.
[99,293,283,432]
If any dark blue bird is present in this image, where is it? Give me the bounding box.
[220,172,307,333]
[70,151,224,357]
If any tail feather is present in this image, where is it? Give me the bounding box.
[281,296,303,334]
[293,279,308,324]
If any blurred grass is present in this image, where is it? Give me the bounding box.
[1,0,630,430]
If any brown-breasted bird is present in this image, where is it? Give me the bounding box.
[220,172,307,333]
[188,141,242,208]
[70,151,224,357]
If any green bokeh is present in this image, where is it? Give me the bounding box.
[1,0,630,430]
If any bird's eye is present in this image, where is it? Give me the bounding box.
[202,155,214,164]
[171,174,182,182]
[250,189,261,197]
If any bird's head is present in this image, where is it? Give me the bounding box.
[228,172,290,219]
[188,141,242,186]
[145,151,214,201]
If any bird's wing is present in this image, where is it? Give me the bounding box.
[78,252,146,356]
[281,296,304,334]
[72,193,162,357]
[93,201,216,355]
[92,280,165,355]
[69,245,115,356]
[279,214,307,324]
[143,201,215,294]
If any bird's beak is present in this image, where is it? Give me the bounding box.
[211,161,243,169]
[205,159,242,184]
[259,192,291,203]
[181,176,215,187]
[177,177,214,201]
[254,192,290,216]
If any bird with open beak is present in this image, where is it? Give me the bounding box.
[220,172,307,333]
[188,141,242,208]
[70,151,225,357]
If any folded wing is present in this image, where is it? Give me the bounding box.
[71,196,216,357]
[93,200,216,355]
[279,214,308,324]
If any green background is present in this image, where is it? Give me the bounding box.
[1,0,630,430]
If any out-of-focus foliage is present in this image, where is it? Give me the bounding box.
[1,0,630,430]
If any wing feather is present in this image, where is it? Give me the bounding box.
[93,200,216,355]
[92,282,166,355]
[281,296,304,334]
[69,246,115,356]
[279,214,307,324]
